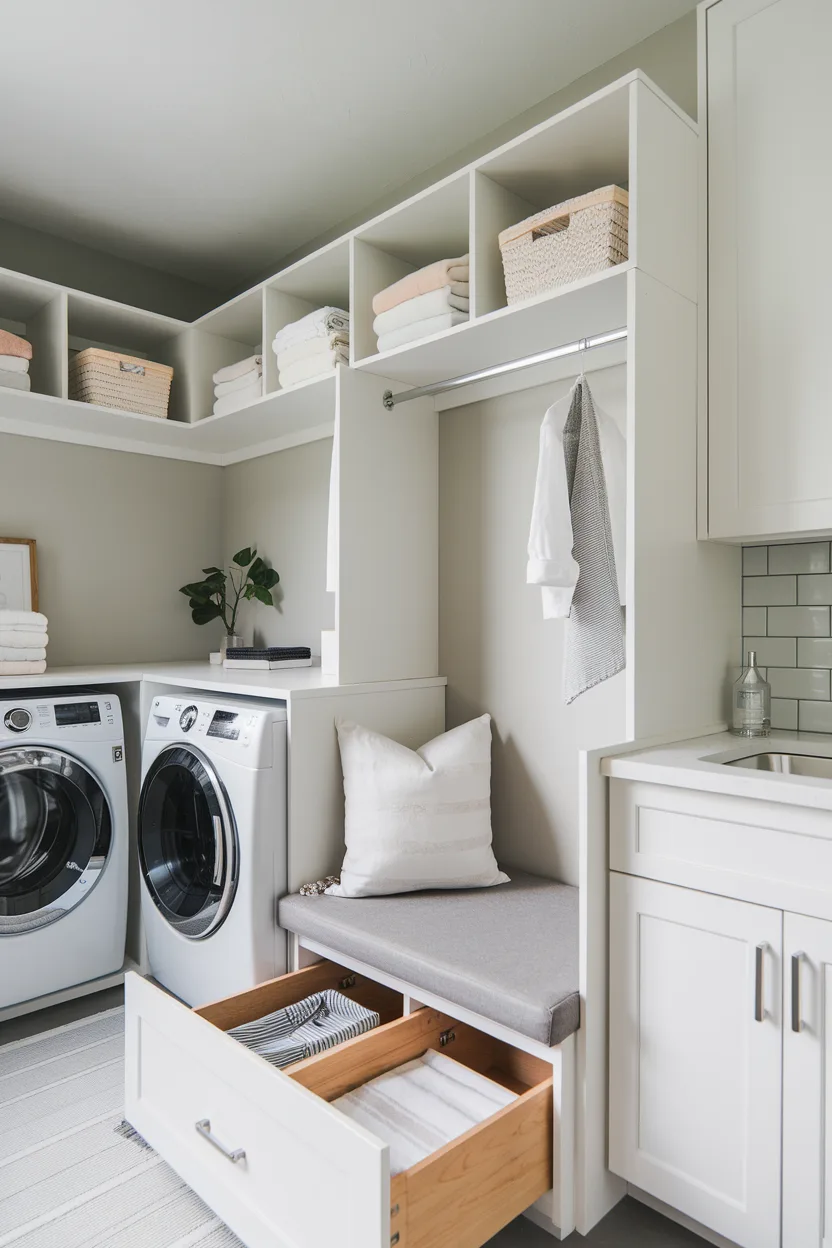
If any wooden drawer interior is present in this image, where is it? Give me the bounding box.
[192,958,404,1032]
[286,1006,554,1248]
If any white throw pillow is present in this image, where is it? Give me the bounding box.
[327,715,510,898]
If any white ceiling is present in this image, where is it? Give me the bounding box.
[0,0,697,290]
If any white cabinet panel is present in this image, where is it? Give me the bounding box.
[707,0,832,539]
[609,873,782,1248]
[783,912,832,1248]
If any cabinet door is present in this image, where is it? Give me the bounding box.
[609,873,782,1248]
[783,912,832,1248]
[707,0,832,539]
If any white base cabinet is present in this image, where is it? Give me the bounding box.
[609,873,782,1248]
[783,912,832,1248]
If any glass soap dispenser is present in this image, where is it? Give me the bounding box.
[731,650,771,737]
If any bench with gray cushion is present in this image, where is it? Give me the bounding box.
[278,871,578,1047]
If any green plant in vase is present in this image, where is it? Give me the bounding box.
[180,547,280,656]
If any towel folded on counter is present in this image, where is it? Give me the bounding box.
[272,307,350,356]
[228,990,380,1069]
[0,371,31,393]
[212,380,262,418]
[213,354,262,386]
[0,355,29,374]
[376,310,468,355]
[372,285,468,339]
[0,611,48,630]
[0,329,32,360]
[0,660,47,675]
[214,367,262,399]
[334,1049,517,1176]
[276,331,349,371]
[372,256,470,316]
[0,631,48,648]
[0,645,46,662]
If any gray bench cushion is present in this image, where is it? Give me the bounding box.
[278,871,579,1047]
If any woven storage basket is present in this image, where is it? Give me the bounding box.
[498,185,628,305]
[69,348,173,419]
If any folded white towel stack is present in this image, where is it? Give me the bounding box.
[372,256,470,354]
[272,308,350,389]
[0,610,48,676]
[211,354,262,417]
[0,328,33,394]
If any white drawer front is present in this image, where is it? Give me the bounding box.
[125,973,388,1248]
[610,780,832,920]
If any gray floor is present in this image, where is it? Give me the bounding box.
[0,989,708,1246]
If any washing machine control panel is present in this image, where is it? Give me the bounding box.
[4,707,32,733]
[149,696,286,765]
[0,695,123,741]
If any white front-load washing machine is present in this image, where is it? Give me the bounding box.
[0,692,129,1009]
[138,693,288,1006]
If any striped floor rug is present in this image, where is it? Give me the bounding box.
[0,1008,243,1247]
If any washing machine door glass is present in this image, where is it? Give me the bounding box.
[0,748,112,934]
[138,745,238,940]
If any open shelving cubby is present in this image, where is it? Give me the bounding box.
[0,269,66,400]
[351,173,470,365]
[264,238,351,395]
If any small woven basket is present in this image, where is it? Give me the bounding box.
[498,185,629,305]
[69,348,173,419]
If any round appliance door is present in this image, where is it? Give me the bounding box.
[138,745,238,940]
[0,747,113,935]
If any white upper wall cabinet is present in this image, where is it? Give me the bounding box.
[706,0,832,541]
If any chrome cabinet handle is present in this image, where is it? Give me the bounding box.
[755,943,767,1022]
[791,952,805,1033]
[195,1118,246,1164]
[212,816,224,887]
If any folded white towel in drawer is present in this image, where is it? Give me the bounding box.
[0,631,48,648]
[213,354,263,386]
[334,1048,517,1175]
[372,285,469,338]
[0,355,29,374]
[228,989,380,1068]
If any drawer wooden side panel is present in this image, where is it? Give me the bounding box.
[124,972,389,1248]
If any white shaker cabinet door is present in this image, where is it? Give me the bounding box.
[707,0,832,540]
[783,912,832,1248]
[609,873,782,1248]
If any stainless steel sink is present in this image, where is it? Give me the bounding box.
[726,752,832,778]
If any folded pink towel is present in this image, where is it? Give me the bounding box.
[0,660,46,675]
[372,256,470,315]
[0,329,33,360]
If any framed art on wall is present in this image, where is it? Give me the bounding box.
[0,538,38,611]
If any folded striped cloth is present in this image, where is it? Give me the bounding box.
[228,990,380,1069]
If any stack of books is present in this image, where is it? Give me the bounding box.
[223,647,312,670]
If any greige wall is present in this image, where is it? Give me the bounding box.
[0,432,224,665]
[0,217,222,321]
[222,438,334,651]
[440,368,628,887]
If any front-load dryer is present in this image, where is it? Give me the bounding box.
[0,692,129,1009]
[138,693,287,1006]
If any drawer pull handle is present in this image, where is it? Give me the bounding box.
[195,1118,246,1164]
[754,943,767,1022]
[792,951,805,1033]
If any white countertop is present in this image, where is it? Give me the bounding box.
[0,661,447,702]
[602,729,832,814]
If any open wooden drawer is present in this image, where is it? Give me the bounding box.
[125,961,554,1248]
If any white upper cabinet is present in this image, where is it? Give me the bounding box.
[706,0,832,541]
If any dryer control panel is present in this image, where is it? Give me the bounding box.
[0,693,123,742]
[145,695,286,767]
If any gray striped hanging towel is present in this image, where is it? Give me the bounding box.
[562,375,625,702]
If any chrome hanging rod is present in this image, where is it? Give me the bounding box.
[382,327,628,410]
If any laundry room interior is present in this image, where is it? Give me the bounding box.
[2,3,830,1247]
